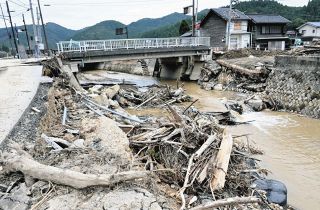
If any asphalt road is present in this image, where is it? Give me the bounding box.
[0,59,43,143]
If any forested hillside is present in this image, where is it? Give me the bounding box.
[0,0,319,50]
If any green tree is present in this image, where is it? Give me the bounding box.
[179,20,190,36]
[289,18,307,29]
[1,44,9,53]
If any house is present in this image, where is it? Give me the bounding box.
[297,22,320,43]
[247,14,291,50]
[199,8,251,50]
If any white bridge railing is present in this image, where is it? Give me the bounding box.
[57,37,210,53]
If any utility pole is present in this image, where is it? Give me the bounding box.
[192,0,195,37]
[29,0,39,57]
[226,0,239,50]
[0,3,14,53]
[22,14,31,51]
[36,7,42,44]
[6,1,19,56]
[37,0,50,54]
[14,23,20,45]
[227,0,232,50]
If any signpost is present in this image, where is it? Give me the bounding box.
[116,27,129,39]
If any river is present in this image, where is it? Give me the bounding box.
[81,70,320,209]
[169,82,320,210]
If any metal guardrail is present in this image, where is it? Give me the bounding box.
[57,37,211,53]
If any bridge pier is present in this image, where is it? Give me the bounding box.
[158,55,207,80]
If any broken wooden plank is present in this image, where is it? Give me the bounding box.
[62,106,68,125]
[195,134,217,159]
[84,97,144,123]
[135,94,157,109]
[210,129,233,191]
[41,134,63,151]
[189,196,260,210]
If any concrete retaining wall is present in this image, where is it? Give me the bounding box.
[266,55,320,118]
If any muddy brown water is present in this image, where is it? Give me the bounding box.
[163,81,320,210]
[85,71,320,210]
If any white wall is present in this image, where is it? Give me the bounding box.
[299,24,320,37]
[230,34,251,49]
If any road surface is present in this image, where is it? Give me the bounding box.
[0,59,43,143]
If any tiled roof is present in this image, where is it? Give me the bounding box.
[247,14,291,24]
[212,8,250,20]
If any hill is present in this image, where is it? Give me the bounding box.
[72,20,125,40]
[0,22,77,50]
[71,12,188,40]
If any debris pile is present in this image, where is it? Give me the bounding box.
[199,59,272,93]
[0,58,290,209]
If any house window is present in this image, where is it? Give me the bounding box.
[301,30,306,35]
[261,25,282,34]
[234,21,241,30]
[313,30,316,33]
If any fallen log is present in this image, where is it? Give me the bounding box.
[210,129,233,191]
[1,149,148,189]
[216,60,265,78]
[189,196,260,210]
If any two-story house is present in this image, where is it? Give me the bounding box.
[199,8,251,50]
[247,14,291,50]
[297,22,320,43]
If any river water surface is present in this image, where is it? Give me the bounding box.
[82,71,320,210]
[172,82,320,210]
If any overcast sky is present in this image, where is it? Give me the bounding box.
[0,0,310,30]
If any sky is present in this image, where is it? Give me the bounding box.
[0,0,311,30]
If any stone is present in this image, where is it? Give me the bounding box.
[81,117,133,163]
[252,179,287,207]
[0,183,30,210]
[214,84,223,91]
[247,98,264,111]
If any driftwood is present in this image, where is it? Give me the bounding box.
[216,60,264,78]
[190,196,260,210]
[84,97,144,123]
[1,149,148,189]
[195,134,216,159]
[210,129,233,191]
[135,94,157,109]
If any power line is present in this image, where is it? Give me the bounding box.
[7,0,28,9]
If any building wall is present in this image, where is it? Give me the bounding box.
[229,34,251,49]
[299,25,320,37]
[200,13,227,48]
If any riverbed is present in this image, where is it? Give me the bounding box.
[81,70,320,210]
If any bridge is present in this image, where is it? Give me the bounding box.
[57,37,211,80]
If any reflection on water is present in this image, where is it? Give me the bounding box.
[88,71,320,210]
